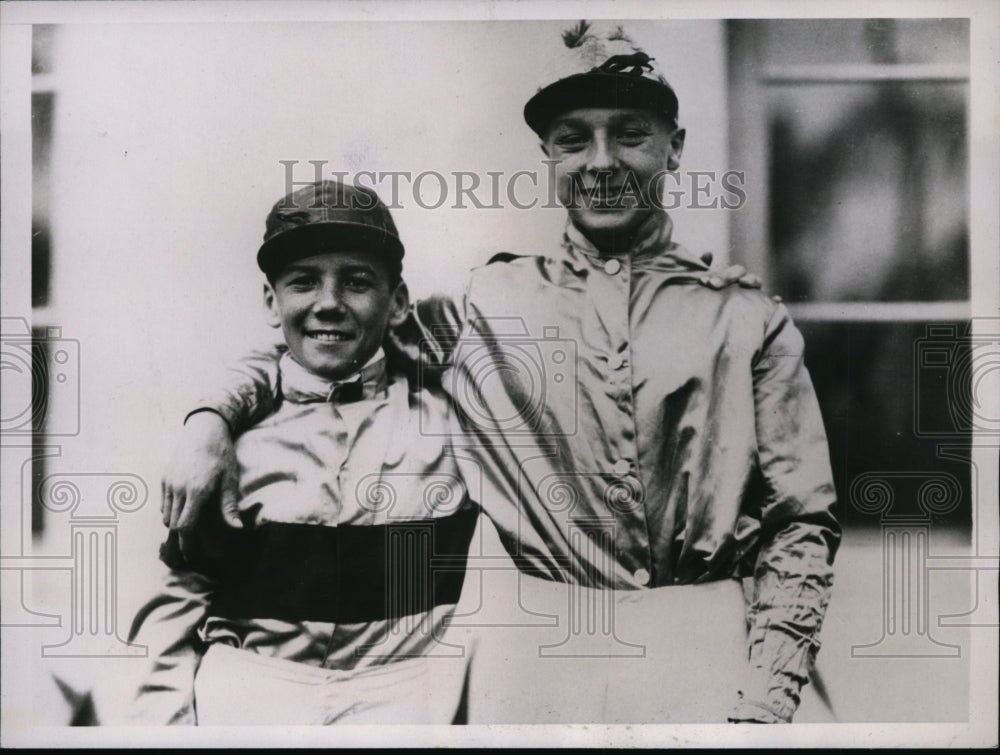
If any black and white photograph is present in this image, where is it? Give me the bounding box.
[0,0,997,748]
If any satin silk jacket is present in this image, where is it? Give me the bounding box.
[129,354,474,724]
[198,213,840,722]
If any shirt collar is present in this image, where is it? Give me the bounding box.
[560,211,713,276]
[278,347,389,405]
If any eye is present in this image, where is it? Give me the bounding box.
[553,132,588,152]
[618,128,651,145]
[283,275,317,291]
[344,274,376,292]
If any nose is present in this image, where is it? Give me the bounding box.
[586,132,618,175]
[313,282,346,317]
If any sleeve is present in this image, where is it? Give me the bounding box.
[733,303,841,723]
[126,533,218,725]
[385,294,465,387]
[185,343,285,433]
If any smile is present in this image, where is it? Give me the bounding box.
[575,188,640,207]
[576,187,624,200]
[306,330,354,342]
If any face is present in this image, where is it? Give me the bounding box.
[264,251,408,381]
[541,107,685,245]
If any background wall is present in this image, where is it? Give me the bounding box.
[2,12,994,741]
[9,18,730,726]
[42,17,729,543]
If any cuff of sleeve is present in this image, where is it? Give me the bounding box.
[159,530,227,577]
[159,531,189,571]
[183,407,233,432]
[738,665,802,722]
[734,669,799,722]
[728,700,789,724]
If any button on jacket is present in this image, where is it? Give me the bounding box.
[130,353,474,724]
[198,212,840,722]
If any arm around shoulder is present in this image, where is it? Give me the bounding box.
[187,342,285,432]
[162,344,284,545]
[386,294,465,382]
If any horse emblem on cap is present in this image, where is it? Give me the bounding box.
[596,52,655,76]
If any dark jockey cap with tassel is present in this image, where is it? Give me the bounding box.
[523,21,679,137]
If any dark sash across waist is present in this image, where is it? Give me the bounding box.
[162,506,479,624]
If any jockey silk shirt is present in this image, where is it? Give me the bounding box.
[130,352,474,724]
[197,211,840,722]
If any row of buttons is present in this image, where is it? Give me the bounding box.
[601,259,626,376]
[599,264,642,587]
[612,456,648,586]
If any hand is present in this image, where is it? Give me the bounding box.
[161,411,242,549]
[699,252,763,290]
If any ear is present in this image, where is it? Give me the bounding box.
[539,140,551,159]
[387,280,410,329]
[667,128,686,172]
[263,281,282,329]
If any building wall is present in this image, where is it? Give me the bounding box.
[17,20,730,722]
[6,17,984,732]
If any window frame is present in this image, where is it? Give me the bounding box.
[726,19,971,322]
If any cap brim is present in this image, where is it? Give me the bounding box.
[524,72,678,136]
[257,222,404,275]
